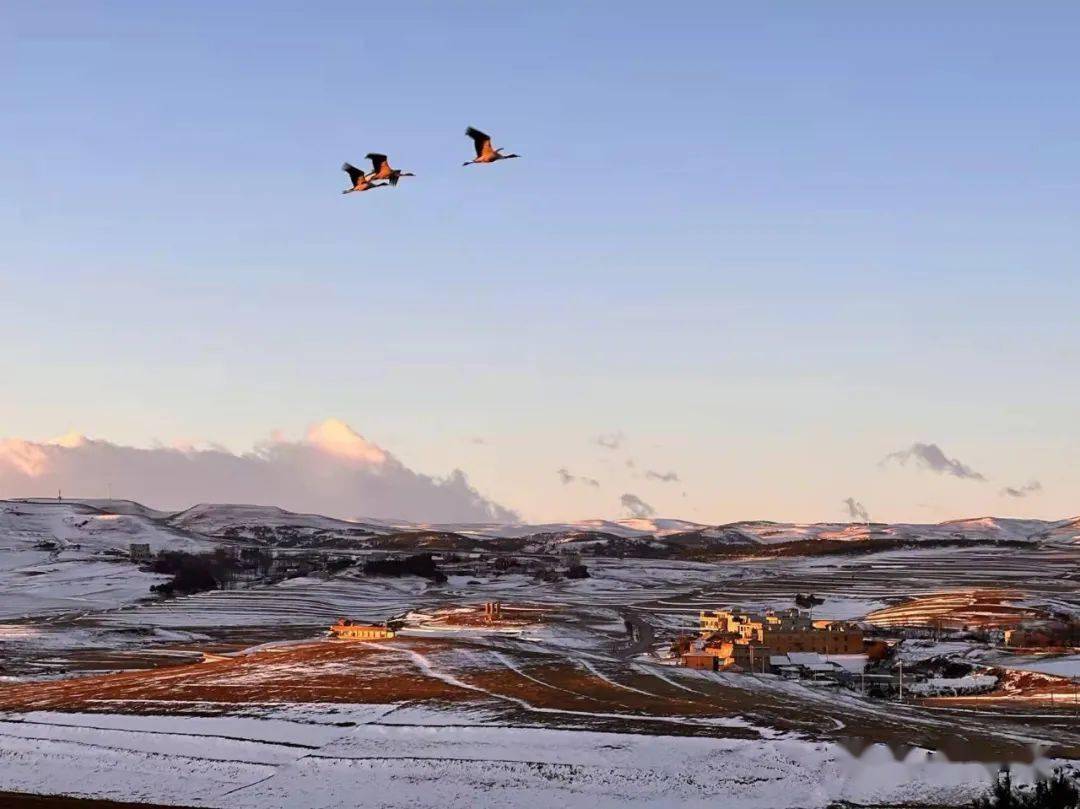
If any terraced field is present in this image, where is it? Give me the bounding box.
[639,542,1080,628]
[3,633,1078,759]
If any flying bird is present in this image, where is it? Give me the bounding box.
[341,162,388,194]
[365,153,415,186]
[463,127,520,166]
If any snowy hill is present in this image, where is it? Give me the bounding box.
[15,497,173,520]
[0,500,209,620]
[2,497,1073,619]
[935,517,1055,542]
[2,500,202,554]
[1027,516,1080,543]
[4,497,1073,556]
[163,504,402,548]
[169,503,392,538]
[410,517,709,540]
[703,517,1075,547]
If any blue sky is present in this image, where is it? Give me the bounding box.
[3,2,1078,522]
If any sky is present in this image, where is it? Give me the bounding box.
[2,2,1078,524]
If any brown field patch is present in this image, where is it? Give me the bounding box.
[0,639,471,712]
[0,636,764,730]
[865,588,1045,629]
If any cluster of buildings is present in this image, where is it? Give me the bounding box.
[682,607,864,674]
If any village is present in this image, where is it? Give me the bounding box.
[316,591,1079,708]
[666,599,1080,703]
[121,537,1080,707]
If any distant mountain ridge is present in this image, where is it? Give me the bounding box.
[4,498,1077,558]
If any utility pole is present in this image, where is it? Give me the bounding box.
[898,658,904,701]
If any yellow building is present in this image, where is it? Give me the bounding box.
[329,619,395,640]
[699,637,772,672]
[698,608,862,656]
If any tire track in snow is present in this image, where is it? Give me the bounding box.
[0,728,281,769]
[489,651,603,702]
[365,642,759,734]
[630,663,707,695]
[0,717,321,749]
[576,659,661,697]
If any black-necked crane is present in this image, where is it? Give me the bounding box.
[341,162,388,194]
[463,127,520,166]
[365,153,415,186]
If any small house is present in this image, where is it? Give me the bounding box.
[329,619,395,640]
[682,652,718,671]
[129,543,152,563]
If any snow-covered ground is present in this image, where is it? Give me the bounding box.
[0,500,204,554]
[2,498,1077,804]
[412,517,710,539]
[169,503,395,540]
[86,558,732,634]
[908,675,998,696]
[992,654,1080,678]
[684,516,1079,546]
[8,498,1079,550]
[896,640,980,665]
[0,557,170,620]
[0,705,1059,808]
[0,500,212,620]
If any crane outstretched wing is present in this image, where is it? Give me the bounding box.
[465,126,491,158]
[342,162,365,184]
[365,153,389,172]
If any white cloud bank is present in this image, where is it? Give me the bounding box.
[0,419,518,523]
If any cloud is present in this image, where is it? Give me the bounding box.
[880,442,986,481]
[620,492,655,518]
[595,431,624,451]
[306,419,388,465]
[645,469,680,483]
[557,468,600,488]
[0,418,518,524]
[843,497,870,522]
[1000,480,1042,499]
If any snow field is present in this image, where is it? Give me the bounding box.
[0,708,1051,809]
